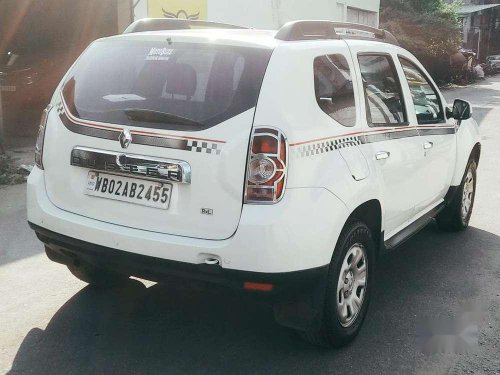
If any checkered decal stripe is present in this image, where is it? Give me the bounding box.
[295,136,363,158]
[292,127,454,158]
[56,101,64,116]
[186,140,222,155]
[56,100,223,155]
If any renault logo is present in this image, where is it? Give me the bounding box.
[119,129,132,149]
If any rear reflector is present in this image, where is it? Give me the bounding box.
[243,282,274,292]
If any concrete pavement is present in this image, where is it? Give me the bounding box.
[1,76,499,375]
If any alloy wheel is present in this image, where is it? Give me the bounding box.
[336,243,368,327]
[461,167,475,222]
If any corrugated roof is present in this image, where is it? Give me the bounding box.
[459,4,500,15]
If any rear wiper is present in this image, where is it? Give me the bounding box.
[124,109,202,127]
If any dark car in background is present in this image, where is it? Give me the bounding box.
[0,0,123,137]
[0,48,74,135]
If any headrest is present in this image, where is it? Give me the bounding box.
[165,63,197,98]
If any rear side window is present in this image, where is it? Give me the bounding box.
[399,57,444,124]
[314,54,356,127]
[358,54,407,127]
[62,40,272,131]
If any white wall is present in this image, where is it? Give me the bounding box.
[208,0,380,29]
[347,0,379,13]
[346,6,378,27]
[134,0,149,20]
[208,0,345,29]
[133,0,380,29]
[207,0,275,28]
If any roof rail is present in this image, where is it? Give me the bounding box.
[275,20,398,45]
[123,18,248,34]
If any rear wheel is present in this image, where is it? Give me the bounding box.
[68,261,128,288]
[300,221,375,347]
[437,159,477,231]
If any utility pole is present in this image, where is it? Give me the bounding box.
[0,89,5,154]
[477,27,481,61]
[343,0,347,23]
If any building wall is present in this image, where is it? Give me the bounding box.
[346,6,378,27]
[459,6,500,59]
[118,0,133,32]
[134,0,149,19]
[133,0,380,29]
[207,0,343,29]
[346,0,379,12]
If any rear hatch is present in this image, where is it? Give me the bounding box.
[43,35,272,240]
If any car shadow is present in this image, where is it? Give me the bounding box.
[6,224,500,374]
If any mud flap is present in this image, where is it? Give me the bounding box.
[272,276,328,332]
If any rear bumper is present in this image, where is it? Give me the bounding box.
[31,222,328,295]
[27,166,349,274]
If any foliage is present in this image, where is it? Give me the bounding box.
[380,0,463,83]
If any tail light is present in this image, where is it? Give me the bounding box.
[245,127,288,204]
[35,104,52,170]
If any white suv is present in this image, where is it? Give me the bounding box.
[27,19,481,347]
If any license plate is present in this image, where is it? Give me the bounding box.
[0,85,16,92]
[85,171,172,209]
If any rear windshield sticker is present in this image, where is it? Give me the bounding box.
[103,94,146,102]
[146,47,174,61]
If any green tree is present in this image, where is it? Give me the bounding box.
[380,0,463,83]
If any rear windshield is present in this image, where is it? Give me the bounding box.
[62,40,272,131]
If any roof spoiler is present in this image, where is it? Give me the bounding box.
[123,18,248,34]
[275,20,399,45]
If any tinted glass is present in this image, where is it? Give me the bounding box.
[314,54,356,127]
[62,40,272,131]
[358,54,407,126]
[399,57,444,124]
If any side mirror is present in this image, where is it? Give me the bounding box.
[450,99,472,123]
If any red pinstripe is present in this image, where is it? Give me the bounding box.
[60,93,227,144]
[289,125,456,147]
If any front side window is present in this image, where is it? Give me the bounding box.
[399,57,444,124]
[358,54,407,126]
[314,54,356,127]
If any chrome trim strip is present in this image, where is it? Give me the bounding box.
[362,128,420,143]
[71,147,192,184]
[417,127,456,136]
[56,98,224,155]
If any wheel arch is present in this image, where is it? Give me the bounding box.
[346,199,382,254]
[451,140,481,186]
[471,142,481,164]
[452,120,481,186]
[273,198,383,333]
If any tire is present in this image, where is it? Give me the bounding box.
[299,221,375,347]
[67,261,128,288]
[437,159,477,232]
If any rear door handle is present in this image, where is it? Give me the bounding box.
[423,142,434,150]
[375,151,390,160]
